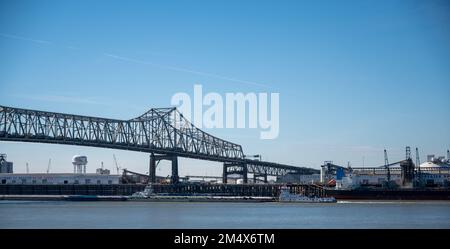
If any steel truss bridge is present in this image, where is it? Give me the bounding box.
[0,105,318,183]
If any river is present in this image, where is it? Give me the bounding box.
[1,200,449,228]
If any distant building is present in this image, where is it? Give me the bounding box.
[277,173,321,184]
[0,173,120,185]
[96,168,111,175]
[0,154,13,173]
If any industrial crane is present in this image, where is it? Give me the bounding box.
[113,154,121,175]
[46,159,51,174]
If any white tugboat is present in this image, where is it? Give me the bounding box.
[278,186,336,203]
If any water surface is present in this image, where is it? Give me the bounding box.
[1,200,449,228]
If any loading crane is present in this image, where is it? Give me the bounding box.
[113,154,121,175]
[46,159,51,174]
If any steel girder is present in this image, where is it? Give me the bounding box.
[0,105,243,161]
[245,159,320,176]
[224,160,320,176]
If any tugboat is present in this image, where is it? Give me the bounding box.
[278,186,336,203]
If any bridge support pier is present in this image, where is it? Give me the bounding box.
[149,153,156,184]
[148,153,179,184]
[223,162,248,184]
[223,164,228,184]
[171,156,179,184]
[243,165,248,183]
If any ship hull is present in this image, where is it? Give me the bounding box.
[326,189,450,200]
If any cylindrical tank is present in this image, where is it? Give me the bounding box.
[72,155,88,165]
[320,166,326,183]
[72,155,88,174]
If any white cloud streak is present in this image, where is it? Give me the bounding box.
[0,33,53,45]
[0,32,272,89]
[103,53,272,89]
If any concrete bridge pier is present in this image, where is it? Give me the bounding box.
[222,164,228,184]
[223,162,248,184]
[149,153,156,183]
[149,153,179,184]
[171,156,179,184]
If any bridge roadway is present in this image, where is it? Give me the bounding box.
[0,105,319,183]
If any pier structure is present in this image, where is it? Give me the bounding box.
[0,183,326,197]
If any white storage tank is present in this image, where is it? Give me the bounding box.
[72,155,88,174]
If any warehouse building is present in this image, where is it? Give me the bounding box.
[0,173,120,185]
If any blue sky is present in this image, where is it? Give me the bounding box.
[1,0,449,176]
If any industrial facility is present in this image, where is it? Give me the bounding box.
[0,155,120,185]
[0,173,120,185]
[320,148,450,189]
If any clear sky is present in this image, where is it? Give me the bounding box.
[0,0,449,176]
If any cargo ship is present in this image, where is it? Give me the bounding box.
[320,149,450,200]
[325,188,450,200]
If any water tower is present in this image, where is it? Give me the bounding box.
[72,155,88,174]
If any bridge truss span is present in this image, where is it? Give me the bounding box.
[0,105,243,161]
